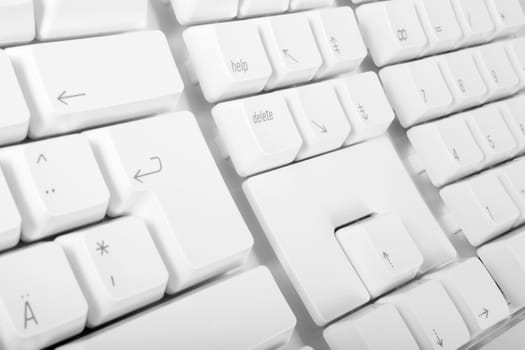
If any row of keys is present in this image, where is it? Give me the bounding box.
[0,237,295,350]
[214,72,394,177]
[183,7,366,102]
[408,94,525,187]
[243,137,457,326]
[169,0,334,25]
[357,0,525,66]
[0,0,147,45]
[441,156,525,246]
[0,113,254,297]
[380,38,525,128]
[1,30,183,142]
[325,258,509,350]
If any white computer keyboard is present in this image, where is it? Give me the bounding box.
[1,0,525,349]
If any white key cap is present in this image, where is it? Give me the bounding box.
[86,113,253,293]
[0,243,88,350]
[407,116,485,187]
[485,0,525,38]
[238,0,288,18]
[169,0,238,25]
[336,213,423,297]
[440,172,520,246]
[56,217,169,327]
[380,58,454,127]
[478,227,525,311]
[324,304,420,350]
[506,37,525,89]
[310,7,367,78]
[451,0,495,46]
[34,0,148,40]
[0,0,35,46]
[58,267,297,350]
[0,134,109,241]
[286,82,350,160]
[244,138,456,325]
[356,1,428,66]
[500,95,525,153]
[425,258,509,335]
[497,158,525,224]
[0,50,29,145]
[417,0,463,55]
[213,92,303,177]
[183,20,272,103]
[334,72,395,145]
[473,42,521,100]
[438,50,489,110]
[260,13,322,90]
[8,31,182,139]
[378,280,470,350]
[289,0,334,10]
[0,168,21,251]
[465,105,518,166]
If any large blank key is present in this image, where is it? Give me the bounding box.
[34,0,148,40]
[0,134,110,241]
[58,267,296,350]
[86,112,253,293]
[7,31,183,138]
[0,243,88,350]
[244,137,456,326]
[56,217,169,327]
[0,0,35,46]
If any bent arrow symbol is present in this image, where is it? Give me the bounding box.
[134,156,163,183]
[57,91,86,105]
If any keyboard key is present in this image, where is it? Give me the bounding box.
[336,213,423,297]
[244,138,456,325]
[58,267,297,350]
[378,280,470,350]
[496,158,525,224]
[417,0,463,55]
[425,258,509,335]
[465,105,518,166]
[451,0,495,46]
[34,0,148,40]
[86,112,253,293]
[310,7,366,78]
[0,0,35,46]
[56,217,169,327]
[213,91,303,176]
[0,134,109,242]
[289,0,334,10]
[473,42,521,100]
[380,58,454,127]
[438,50,489,110]
[478,226,525,311]
[260,13,322,90]
[0,243,88,350]
[0,50,29,145]
[0,168,21,251]
[440,172,520,246]
[8,31,183,138]
[506,37,525,89]
[500,95,525,153]
[238,0,288,17]
[169,0,238,25]
[485,0,525,38]
[324,304,420,350]
[183,20,272,102]
[356,1,428,66]
[407,115,485,187]
[334,72,395,145]
[286,82,350,160]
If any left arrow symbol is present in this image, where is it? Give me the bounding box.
[57,90,86,105]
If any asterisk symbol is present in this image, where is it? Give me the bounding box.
[96,241,110,256]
